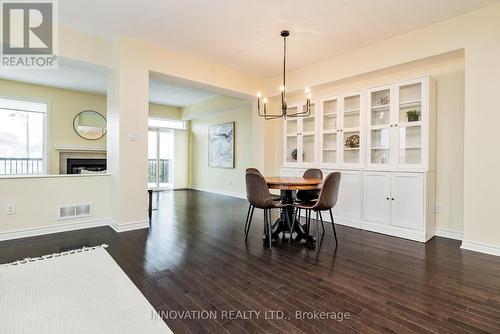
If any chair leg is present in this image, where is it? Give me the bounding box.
[244,204,251,235]
[315,211,320,245]
[329,209,339,245]
[306,210,311,234]
[318,211,325,236]
[245,206,254,241]
[266,209,272,250]
[288,208,294,244]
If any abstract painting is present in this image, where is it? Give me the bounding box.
[208,122,234,168]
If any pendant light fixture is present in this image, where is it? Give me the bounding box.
[257,30,311,120]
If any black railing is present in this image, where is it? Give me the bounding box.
[0,158,44,175]
[148,159,171,184]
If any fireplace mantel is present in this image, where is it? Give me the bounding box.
[54,144,106,152]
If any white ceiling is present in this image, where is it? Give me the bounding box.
[59,0,498,76]
[0,61,220,107]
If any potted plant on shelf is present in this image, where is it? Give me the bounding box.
[406,109,421,122]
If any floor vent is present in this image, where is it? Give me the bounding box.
[57,204,92,220]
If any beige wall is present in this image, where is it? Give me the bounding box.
[149,103,182,120]
[0,79,107,174]
[0,175,111,237]
[266,56,465,234]
[190,101,252,197]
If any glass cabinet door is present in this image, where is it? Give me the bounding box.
[342,94,361,165]
[321,99,338,164]
[369,88,392,165]
[300,103,316,163]
[284,106,299,164]
[397,82,423,165]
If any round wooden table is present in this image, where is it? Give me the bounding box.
[265,176,322,242]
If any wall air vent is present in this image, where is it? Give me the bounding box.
[57,204,92,220]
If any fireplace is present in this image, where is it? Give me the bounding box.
[67,158,107,174]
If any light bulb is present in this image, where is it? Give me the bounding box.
[263,98,268,104]
[257,92,261,98]
[280,85,285,92]
[305,87,310,94]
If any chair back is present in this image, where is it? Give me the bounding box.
[314,172,341,210]
[296,169,323,201]
[246,172,273,209]
[303,168,323,179]
[246,168,261,174]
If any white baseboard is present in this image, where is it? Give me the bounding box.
[461,240,500,257]
[109,220,150,233]
[435,228,463,241]
[189,186,246,199]
[0,218,111,242]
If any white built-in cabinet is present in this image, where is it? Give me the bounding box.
[283,103,317,166]
[319,92,364,168]
[280,76,436,242]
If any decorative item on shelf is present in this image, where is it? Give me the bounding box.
[406,109,421,122]
[256,30,311,120]
[344,134,360,148]
[291,149,298,161]
[379,96,389,106]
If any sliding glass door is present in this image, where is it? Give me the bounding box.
[148,128,174,189]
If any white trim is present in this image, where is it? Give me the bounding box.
[461,240,500,257]
[0,219,111,241]
[435,228,463,241]
[109,220,150,233]
[360,221,429,242]
[189,186,246,199]
[54,145,106,152]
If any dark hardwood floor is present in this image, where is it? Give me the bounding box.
[1,190,500,333]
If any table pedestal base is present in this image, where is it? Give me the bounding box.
[264,190,316,246]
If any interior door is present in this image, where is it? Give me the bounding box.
[363,172,391,225]
[390,173,423,230]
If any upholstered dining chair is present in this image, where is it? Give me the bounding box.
[244,168,281,239]
[295,168,323,233]
[245,172,291,250]
[296,169,323,202]
[292,172,341,246]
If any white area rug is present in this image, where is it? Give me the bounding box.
[0,245,172,334]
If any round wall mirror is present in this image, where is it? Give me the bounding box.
[73,111,107,140]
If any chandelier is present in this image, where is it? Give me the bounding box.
[257,30,311,120]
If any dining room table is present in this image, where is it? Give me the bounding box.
[265,176,323,244]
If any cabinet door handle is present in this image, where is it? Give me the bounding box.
[390,125,393,127]
[395,124,398,127]
[386,197,389,200]
[391,198,395,201]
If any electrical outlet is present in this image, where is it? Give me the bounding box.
[435,203,442,213]
[5,204,15,215]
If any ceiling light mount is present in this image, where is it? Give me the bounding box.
[257,30,311,120]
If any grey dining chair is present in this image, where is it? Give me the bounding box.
[245,172,291,250]
[292,172,341,246]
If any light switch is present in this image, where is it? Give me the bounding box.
[128,132,139,141]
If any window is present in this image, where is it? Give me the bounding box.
[0,97,47,175]
[148,118,186,130]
